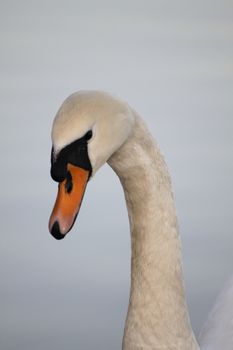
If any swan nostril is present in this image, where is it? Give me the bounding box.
[65,171,73,194]
[50,221,66,240]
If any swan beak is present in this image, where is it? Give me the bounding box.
[49,163,89,240]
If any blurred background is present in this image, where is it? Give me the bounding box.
[0,1,232,349]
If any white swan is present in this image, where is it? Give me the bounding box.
[48,90,233,350]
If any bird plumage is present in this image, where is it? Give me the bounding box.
[49,90,233,349]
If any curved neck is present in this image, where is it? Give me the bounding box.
[109,114,200,350]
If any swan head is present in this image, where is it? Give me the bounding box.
[49,91,134,240]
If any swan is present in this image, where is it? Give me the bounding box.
[48,90,233,350]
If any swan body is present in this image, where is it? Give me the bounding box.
[49,90,233,349]
[199,274,233,350]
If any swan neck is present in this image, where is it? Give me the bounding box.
[109,114,200,350]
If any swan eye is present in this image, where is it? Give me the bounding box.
[65,171,73,193]
[84,130,92,141]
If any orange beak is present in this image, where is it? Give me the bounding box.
[49,163,89,239]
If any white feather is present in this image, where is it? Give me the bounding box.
[199,275,233,350]
[51,90,233,350]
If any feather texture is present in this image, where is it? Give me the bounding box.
[51,91,233,350]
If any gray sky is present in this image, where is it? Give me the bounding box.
[0,1,233,349]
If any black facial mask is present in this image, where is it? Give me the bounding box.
[50,130,93,182]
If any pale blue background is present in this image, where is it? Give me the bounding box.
[0,1,232,349]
